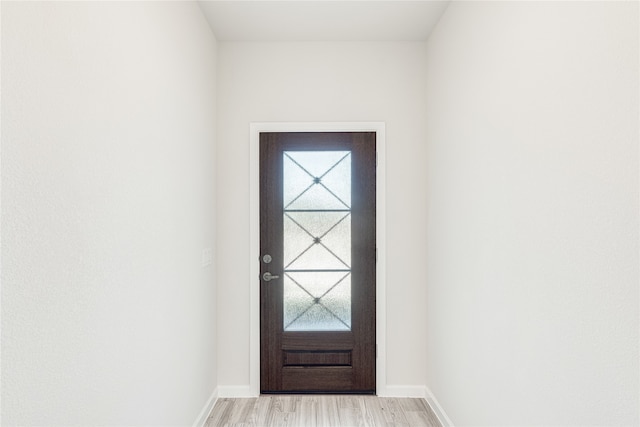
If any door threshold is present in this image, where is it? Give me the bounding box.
[260,391,376,395]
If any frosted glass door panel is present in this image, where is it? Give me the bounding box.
[283,151,352,331]
[284,272,351,331]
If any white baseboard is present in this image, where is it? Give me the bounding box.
[218,385,256,398]
[192,387,218,427]
[383,385,427,398]
[424,386,454,427]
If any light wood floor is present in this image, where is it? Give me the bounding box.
[205,395,443,427]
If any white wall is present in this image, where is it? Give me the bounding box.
[425,2,639,425]
[216,42,429,391]
[1,2,218,425]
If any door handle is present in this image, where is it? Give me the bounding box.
[263,272,280,282]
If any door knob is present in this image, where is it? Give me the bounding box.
[263,272,280,282]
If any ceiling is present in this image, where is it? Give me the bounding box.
[199,1,450,42]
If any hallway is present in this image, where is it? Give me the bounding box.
[1,1,638,426]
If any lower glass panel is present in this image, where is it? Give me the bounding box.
[283,272,351,331]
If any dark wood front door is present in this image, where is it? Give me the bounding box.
[260,132,376,393]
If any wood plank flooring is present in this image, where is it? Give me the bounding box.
[205,395,443,427]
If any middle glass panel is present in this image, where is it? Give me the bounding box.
[282,151,352,331]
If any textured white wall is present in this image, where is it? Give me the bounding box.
[425,2,639,425]
[216,42,429,390]
[1,2,218,425]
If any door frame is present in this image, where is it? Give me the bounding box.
[249,122,386,396]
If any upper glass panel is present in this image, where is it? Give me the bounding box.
[283,151,351,210]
